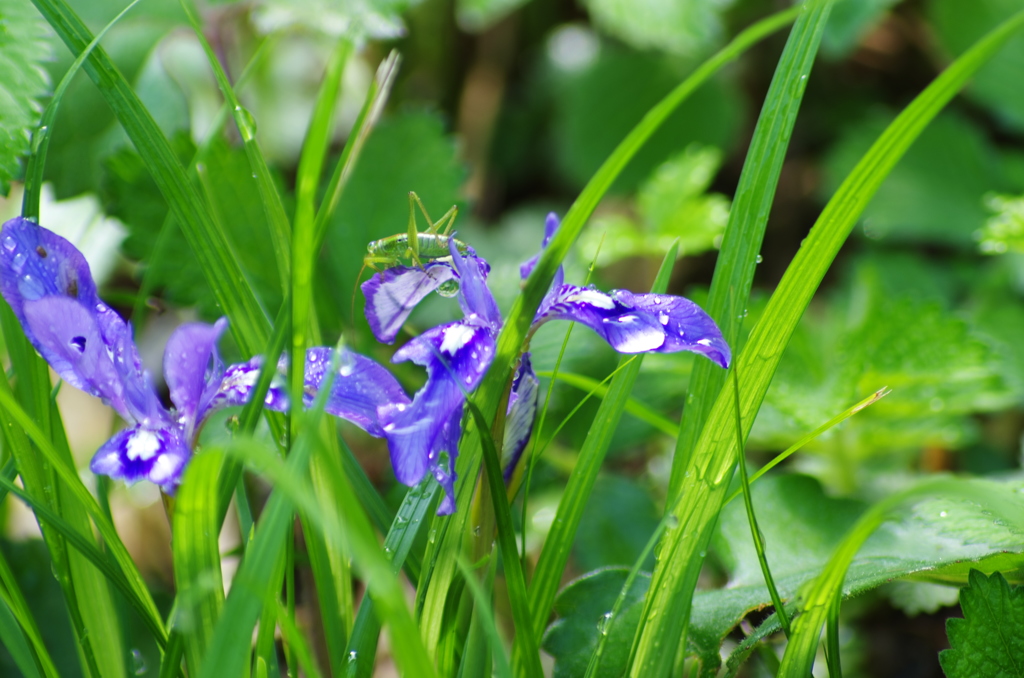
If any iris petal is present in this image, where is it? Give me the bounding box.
[362,263,456,344]
[165,318,228,430]
[379,321,496,513]
[89,425,191,493]
[534,285,730,367]
[502,353,539,482]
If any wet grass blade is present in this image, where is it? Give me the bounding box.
[630,7,1024,675]
[524,243,677,650]
[32,0,271,355]
[172,451,227,675]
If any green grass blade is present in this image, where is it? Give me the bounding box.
[730,367,790,636]
[32,0,271,355]
[345,480,438,678]
[525,243,678,648]
[172,451,227,675]
[312,51,400,253]
[196,445,298,678]
[779,478,1024,675]
[214,435,439,678]
[0,474,167,647]
[180,0,292,293]
[630,7,1024,675]
[465,398,543,677]
[722,387,889,507]
[0,374,166,644]
[0,547,59,678]
[0,592,42,678]
[21,0,141,220]
[536,370,679,436]
[668,0,834,503]
[456,556,512,678]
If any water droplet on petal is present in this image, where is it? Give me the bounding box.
[12,251,26,271]
[2,236,16,252]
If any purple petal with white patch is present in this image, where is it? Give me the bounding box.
[502,353,539,482]
[534,285,730,367]
[362,262,456,344]
[89,425,191,493]
[378,321,496,513]
[303,347,410,436]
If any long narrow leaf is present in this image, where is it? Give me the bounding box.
[629,8,1024,675]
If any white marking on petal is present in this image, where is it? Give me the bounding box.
[149,453,180,484]
[440,325,476,355]
[566,289,615,309]
[126,429,161,461]
[697,338,713,346]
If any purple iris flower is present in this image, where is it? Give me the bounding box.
[361,213,730,513]
[0,217,407,493]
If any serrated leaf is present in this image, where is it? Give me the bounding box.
[581,0,734,57]
[0,0,52,194]
[978,193,1024,254]
[579,145,729,267]
[940,570,1024,678]
[688,475,1024,674]
[752,253,1016,464]
[822,111,1020,246]
[542,569,651,678]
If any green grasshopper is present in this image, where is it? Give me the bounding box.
[358,192,469,301]
[365,192,468,267]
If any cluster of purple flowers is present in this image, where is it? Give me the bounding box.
[0,214,728,514]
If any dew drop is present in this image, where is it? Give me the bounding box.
[597,611,613,635]
[235,106,258,140]
[939,510,948,518]
[131,648,147,675]
[12,251,26,271]
[755,254,763,264]
[2,235,16,251]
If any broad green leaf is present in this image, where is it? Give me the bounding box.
[822,111,1022,246]
[0,0,51,195]
[581,0,734,57]
[551,47,742,193]
[941,571,1024,678]
[752,257,1016,473]
[577,145,729,267]
[931,0,1024,132]
[778,477,1024,675]
[574,476,660,572]
[108,136,281,321]
[323,110,465,340]
[820,0,898,57]
[542,569,650,678]
[978,192,1024,254]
